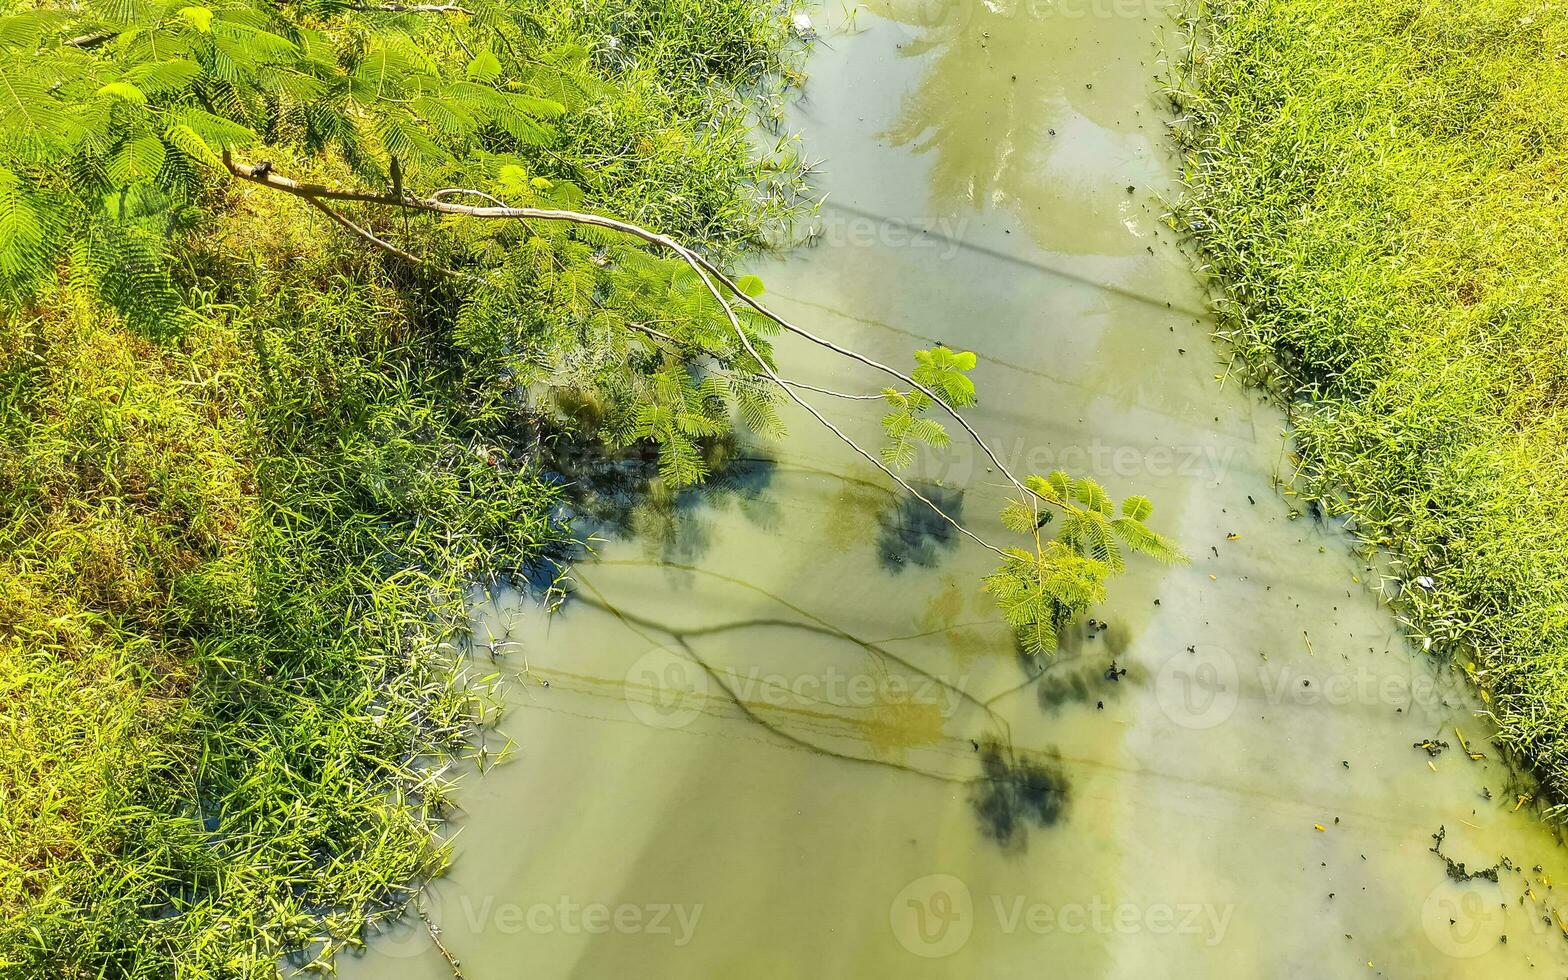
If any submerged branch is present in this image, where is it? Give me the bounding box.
[591,557,1007,727]
[416,896,466,980]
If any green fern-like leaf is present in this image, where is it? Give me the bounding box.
[0,168,56,289]
[107,133,167,185]
[912,345,978,407]
[999,497,1038,534]
[1121,494,1153,521]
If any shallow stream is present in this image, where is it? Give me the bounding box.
[339,4,1568,976]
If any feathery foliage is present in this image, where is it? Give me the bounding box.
[0,0,811,975]
[987,473,1182,656]
[879,350,1184,655]
[0,0,807,485]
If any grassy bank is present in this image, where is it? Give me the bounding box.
[0,2,803,976]
[1173,0,1568,809]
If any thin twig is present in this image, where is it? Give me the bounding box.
[62,31,116,48]
[415,896,465,980]
[221,156,1009,554]
[658,234,1006,557]
[230,161,1046,508]
[299,196,430,269]
[780,379,885,400]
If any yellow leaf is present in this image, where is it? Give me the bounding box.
[179,7,214,32]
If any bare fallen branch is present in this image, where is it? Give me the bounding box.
[63,32,116,48]
[219,154,1022,554]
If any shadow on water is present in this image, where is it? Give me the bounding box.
[1036,656,1126,715]
[972,739,1070,852]
[1029,619,1135,714]
[877,480,964,571]
[537,433,1075,852]
[539,431,780,572]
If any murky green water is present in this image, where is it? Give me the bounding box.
[337,4,1568,977]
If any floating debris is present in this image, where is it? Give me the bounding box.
[1454,727,1486,761]
[1429,825,1505,883]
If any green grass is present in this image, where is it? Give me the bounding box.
[0,1,804,975]
[1173,0,1568,811]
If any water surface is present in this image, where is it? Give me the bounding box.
[339,4,1568,976]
